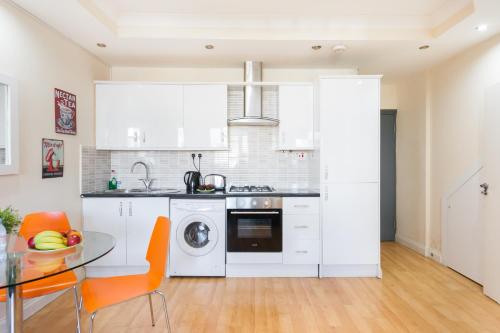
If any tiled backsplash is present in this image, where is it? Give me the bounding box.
[81,126,318,192]
[81,86,319,192]
[80,147,111,193]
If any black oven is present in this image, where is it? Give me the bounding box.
[226,197,282,252]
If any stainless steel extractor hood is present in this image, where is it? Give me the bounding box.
[228,61,279,126]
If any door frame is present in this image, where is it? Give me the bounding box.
[381,109,397,241]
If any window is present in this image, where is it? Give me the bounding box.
[0,74,19,175]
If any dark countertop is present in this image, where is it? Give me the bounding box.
[81,188,320,198]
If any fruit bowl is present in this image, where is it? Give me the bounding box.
[196,184,216,193]
[27,230,83,253]
[196,188,215,193]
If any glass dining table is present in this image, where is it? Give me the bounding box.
[0,231,115,333]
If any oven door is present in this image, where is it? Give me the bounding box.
[227,209,282,252]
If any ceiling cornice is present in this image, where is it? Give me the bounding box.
[77,0,475,41]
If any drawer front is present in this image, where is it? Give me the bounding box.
[284,214,319,240]
[283,239,320,264]
[283,197,319,215]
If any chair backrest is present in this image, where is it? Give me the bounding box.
[146,216,171,287]
[19,212,71,240]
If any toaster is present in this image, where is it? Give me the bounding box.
[203,174,227,191]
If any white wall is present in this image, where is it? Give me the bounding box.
[0,1,108,227]
[387,33,500,256]
[429,33,500,251]
[390,74,428,253]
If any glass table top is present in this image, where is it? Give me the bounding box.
[0,231,115,289]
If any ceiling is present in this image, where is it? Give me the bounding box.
[10,0,500,76]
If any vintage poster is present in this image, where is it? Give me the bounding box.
[54,88,77,135]
[42,138,64,178]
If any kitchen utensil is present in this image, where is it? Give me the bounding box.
[184,171,202,193]
[204,174,226,191]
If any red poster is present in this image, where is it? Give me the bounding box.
[42,138,64,178]
[54,88,77,135]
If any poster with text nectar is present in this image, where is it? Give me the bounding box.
[54,88,77,135]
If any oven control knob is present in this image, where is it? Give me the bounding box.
[264,200,270,208]
[252,200,257,206]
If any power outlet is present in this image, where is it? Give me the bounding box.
[296,152,305,161]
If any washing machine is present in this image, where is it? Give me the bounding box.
[169,199,226,276]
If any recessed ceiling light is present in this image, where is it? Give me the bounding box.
[419,45,430,50]
[475,24,488,32]
[312,45,322,50]
[332,44,347,54]
[205,44,214,50]
[96,43,107,48]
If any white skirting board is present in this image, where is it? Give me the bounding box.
[320,264,381,278]
[395,234,426,255]
[85,265,149,278]
[226,264,319,277]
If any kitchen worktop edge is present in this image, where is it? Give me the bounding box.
[81,190,320,198]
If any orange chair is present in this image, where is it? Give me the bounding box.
[81,216,171,333]
[0,212,81,331]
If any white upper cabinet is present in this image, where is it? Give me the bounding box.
[96,83,228,150]
[182,84,228,149]
[320,77,380,183]
[278,85,314,150]
[96,84,183,150]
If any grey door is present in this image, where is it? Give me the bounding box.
[381,110,396,241]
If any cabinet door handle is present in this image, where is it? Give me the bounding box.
[324,165,328,181]
[129,202,132,216]
[142,132,146,143]
[220,130,225,144]
[134,132,138,143]
[119,202,123,216]
[294,225,309,229]
[293,204,309,208]
[295,250,309,254]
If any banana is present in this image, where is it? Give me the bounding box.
[35,236,65,244]
[34,231,63,243]
[35,242,67,250]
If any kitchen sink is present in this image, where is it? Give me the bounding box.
[129,188,181,193]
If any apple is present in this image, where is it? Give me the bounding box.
[27,237,36,249]
[67,235,81,246]
[66,229,82,239]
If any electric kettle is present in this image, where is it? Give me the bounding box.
[184,171,201,193]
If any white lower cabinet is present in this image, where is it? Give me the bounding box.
[322,183,379,266]
[283,239,319,265]
[282,197,320,265]
[283,214,319,240]
[83,198,127,266]
[83,198,170,269]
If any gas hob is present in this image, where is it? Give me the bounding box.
[228,185,275,193]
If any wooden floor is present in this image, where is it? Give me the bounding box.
[24,243,500,332]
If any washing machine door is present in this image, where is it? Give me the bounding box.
[176,214,219,257]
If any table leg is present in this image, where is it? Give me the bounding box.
[6,284,23,333]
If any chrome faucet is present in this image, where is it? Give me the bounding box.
[131,161,155,191]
